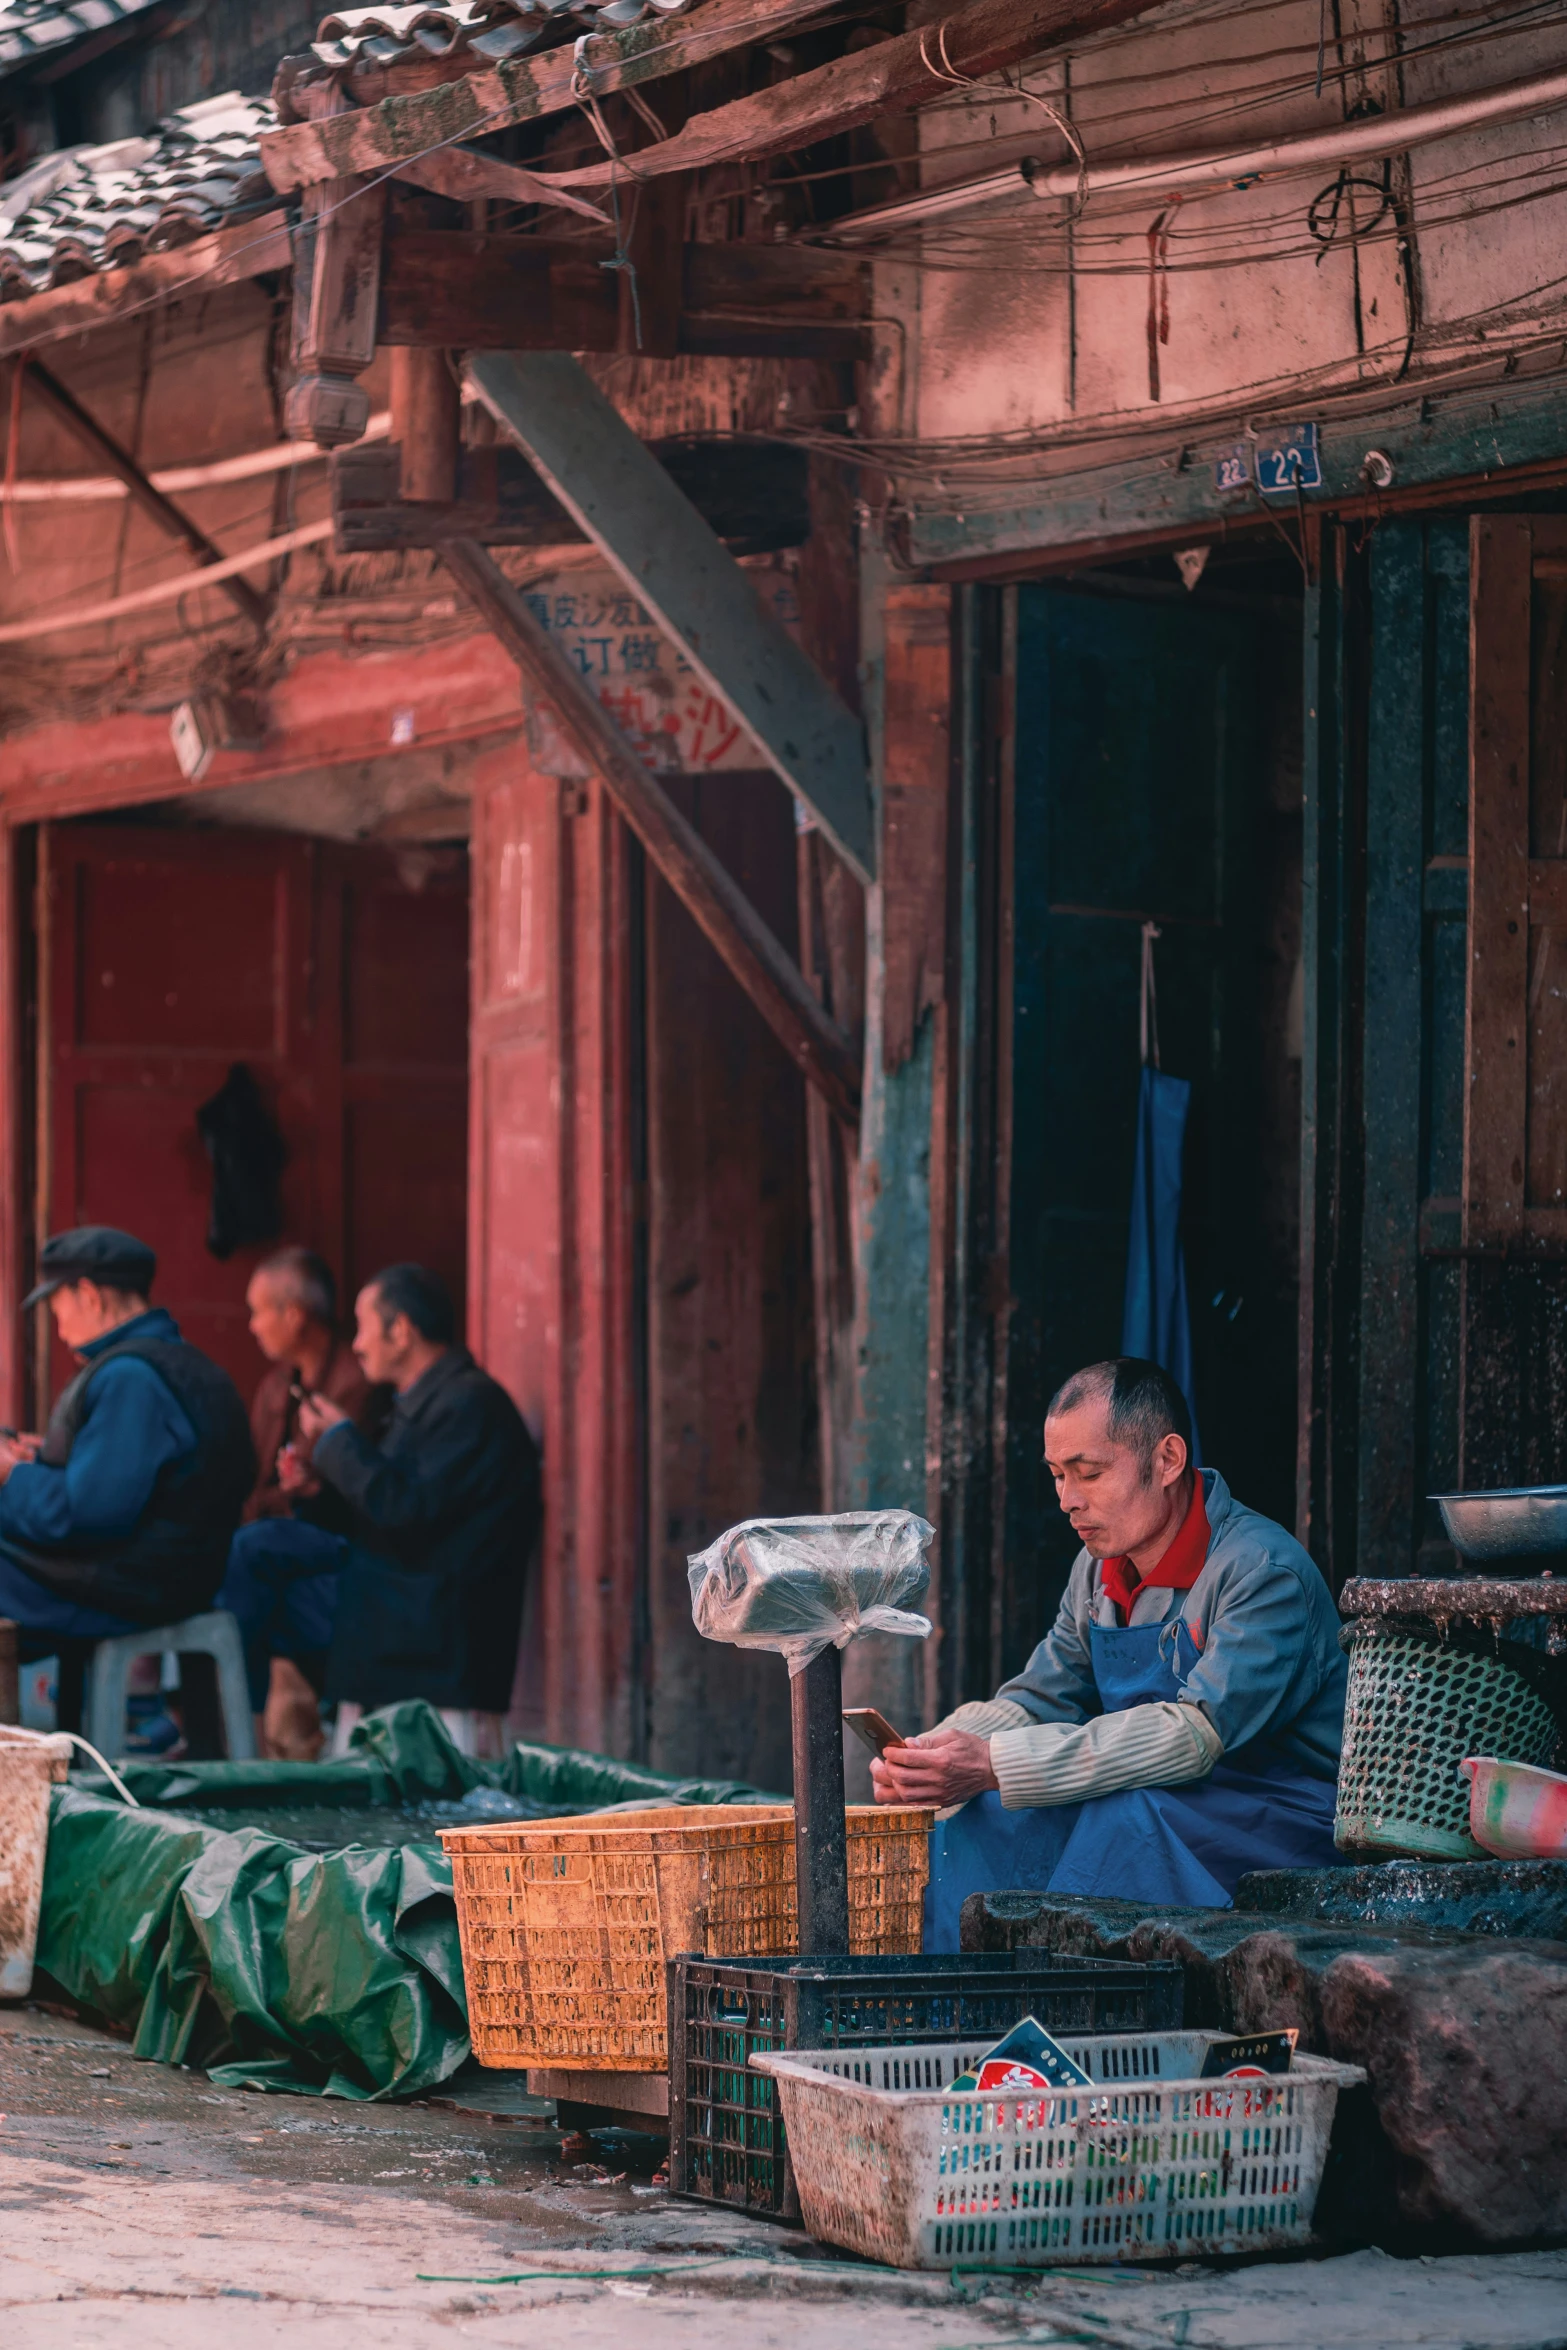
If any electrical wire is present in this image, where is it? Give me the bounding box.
[761,0,1567,202]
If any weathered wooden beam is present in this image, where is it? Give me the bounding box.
[467,350,874,882]
[18,357,266,629]
[388,144,610,226]
[259,0,853,192]
[508,0,1169,190]
[376,229,868,358]
[442,536,862,1129]
[332,435,810,554]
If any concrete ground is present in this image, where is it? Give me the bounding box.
[2,2006,1565,2350]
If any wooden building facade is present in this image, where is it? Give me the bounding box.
[2,0,1567,1782]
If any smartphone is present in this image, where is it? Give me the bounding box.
[843,1707,906,1758]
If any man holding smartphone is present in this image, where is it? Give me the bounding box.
[870,1357,1345,1947]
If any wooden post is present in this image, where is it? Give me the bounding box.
[442,536,861,1128]
[391,347,460,504]
[789,1645,850,1953]
[286,85,387,449]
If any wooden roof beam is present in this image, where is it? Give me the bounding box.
[16,356,267,630]
[260,0,852,193]
[529,0,1170,189]
[261,0,1167,196]
[468,348,874,882]
[443,535,862,1129]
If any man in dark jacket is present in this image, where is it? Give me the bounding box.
[0,1226,255,1648]
[219,1263,539,1718]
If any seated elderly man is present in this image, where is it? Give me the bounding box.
[0,1226,254,1648]
[243,1245,384,1529]
[241,1245,386,1754]
[872,1357,1346,1948]
[220,1262,540,1728]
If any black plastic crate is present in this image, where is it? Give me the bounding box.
[668,1949,1185,2219]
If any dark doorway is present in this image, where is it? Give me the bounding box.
[1001,564,1304,1662]
[34,820,468,1414]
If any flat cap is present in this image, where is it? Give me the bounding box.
[24,1225,156,1310]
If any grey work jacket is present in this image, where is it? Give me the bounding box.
[997,1467,1346,1778]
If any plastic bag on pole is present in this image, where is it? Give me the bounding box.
[687,1510,933,1675]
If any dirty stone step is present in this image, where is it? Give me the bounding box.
[963,1888,1567,2254]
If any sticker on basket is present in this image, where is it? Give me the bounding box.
[1198,2028,1298,2079]
[948,2016,1092,2095]
[1193,2078,1282,2122]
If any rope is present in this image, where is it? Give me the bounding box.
[63,1733,141,1806]
[571,38,646,350]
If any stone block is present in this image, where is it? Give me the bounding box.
[963,1890,1567,2250]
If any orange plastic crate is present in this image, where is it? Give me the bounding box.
[441,1803,932,2069]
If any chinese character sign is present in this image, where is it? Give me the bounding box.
[521,564,802,775]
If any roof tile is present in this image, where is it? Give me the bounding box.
[309,0,695,72]
[0,0,162,69]
[0,92,275,300]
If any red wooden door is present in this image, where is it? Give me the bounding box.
[43,824,313,1404]
[322,843,470,1324]
[41,823,467,1413]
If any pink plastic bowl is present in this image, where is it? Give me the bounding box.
[1461,1755,1567,1861]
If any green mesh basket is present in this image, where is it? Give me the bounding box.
[1335,1622,1558,1860]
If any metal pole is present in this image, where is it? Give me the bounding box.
[790,1644,850,1953]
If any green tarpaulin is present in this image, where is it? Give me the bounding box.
[37,1700,781,2101]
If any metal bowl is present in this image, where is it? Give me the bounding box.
[1432,1486,1567,1560]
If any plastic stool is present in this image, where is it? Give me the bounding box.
[84,1610,256,1762]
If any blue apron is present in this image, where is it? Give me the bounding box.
[924,1615,1340,1950]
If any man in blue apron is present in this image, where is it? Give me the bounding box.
[871,1358,1346,1949]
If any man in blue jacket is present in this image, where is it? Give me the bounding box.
[0,1227,255,1648]
[872,1357,1347,1946]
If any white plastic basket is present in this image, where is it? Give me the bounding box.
[751,2029,1366,2269]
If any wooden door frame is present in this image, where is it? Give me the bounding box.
[0,817,28,1431]
[921,583,1017,1714]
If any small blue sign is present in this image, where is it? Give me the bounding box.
[1214,444,1250,494]
[1255,423,1322,495]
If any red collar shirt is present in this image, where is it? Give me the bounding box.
[1095,1480,1211,1630]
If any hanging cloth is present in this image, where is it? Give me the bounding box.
[1121,922,1201,1459]
[195,1062,286,1260]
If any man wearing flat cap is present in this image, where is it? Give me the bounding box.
[0,1226,255,1645]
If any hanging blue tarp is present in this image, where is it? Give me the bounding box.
[1121,1061,1201,1460]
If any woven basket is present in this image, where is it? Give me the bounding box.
[1335,1622,1558,1860]
[443,1802,932,2070]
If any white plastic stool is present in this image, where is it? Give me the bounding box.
[85,1609,257,1761]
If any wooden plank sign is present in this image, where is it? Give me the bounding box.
[518,561,804,778]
